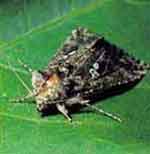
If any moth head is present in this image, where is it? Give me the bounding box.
[31,70,46,89]
[32,70,63,102]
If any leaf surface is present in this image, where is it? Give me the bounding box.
[0,0,150,153]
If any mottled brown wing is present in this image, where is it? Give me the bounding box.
[76,37,149,100]
[47,27,149,100]
[47,27,102,70]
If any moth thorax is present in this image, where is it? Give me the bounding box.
[47,73,62,98]
[36,73,63,101]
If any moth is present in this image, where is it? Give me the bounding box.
[11,27,150,122]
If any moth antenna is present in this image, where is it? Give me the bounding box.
[7,61,32,94]
[6,61,34,104]
[85,103,122,123]
[9,93,35,103]
[0,91,35,103]
[18,59,33,73]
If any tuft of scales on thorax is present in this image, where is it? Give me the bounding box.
[31,71,64,110]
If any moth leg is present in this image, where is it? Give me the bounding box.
[84,102,122,123]
[56,103,72,122]
[79,99,122,122]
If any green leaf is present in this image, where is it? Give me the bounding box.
[0,0,95,42]
[0,0,150,153]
